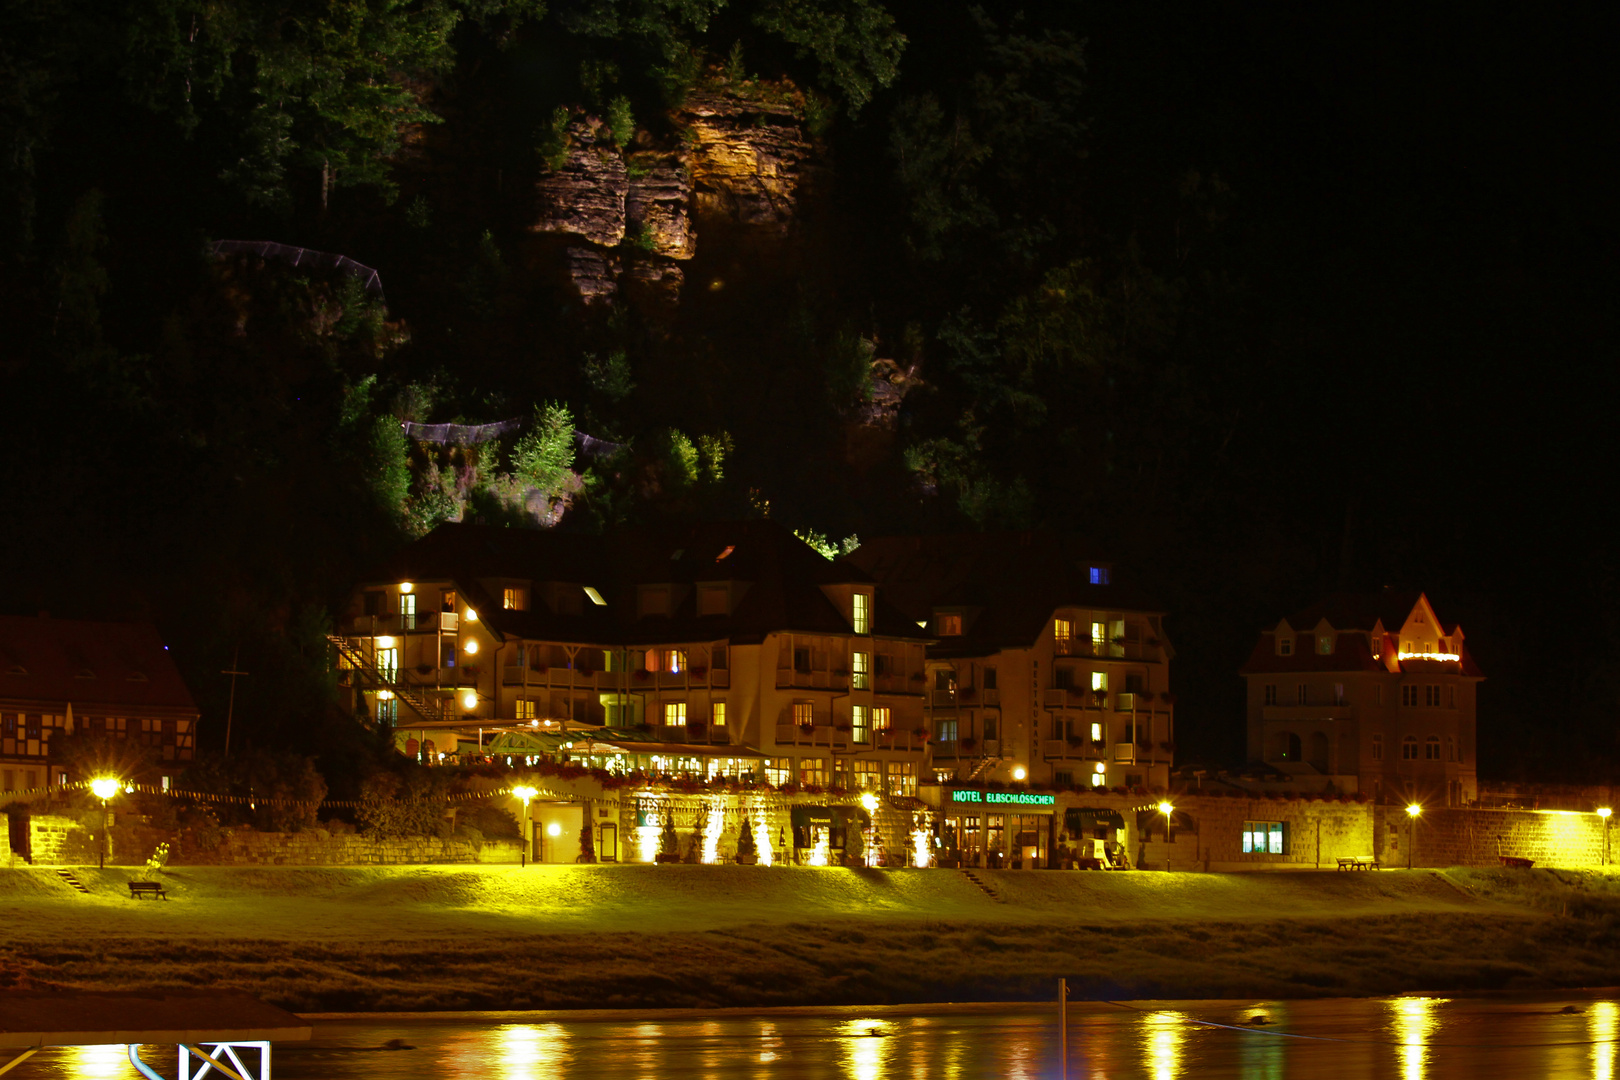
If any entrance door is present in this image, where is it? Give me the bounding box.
[599,823,618,861]
[7,813,30,864]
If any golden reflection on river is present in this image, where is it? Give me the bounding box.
[839,1018,887,1080]
[1142,1010,1186,1080]
[1593,1001,1618,1080]
[495,1022,569,1079]
[54,1043,129,1080]
[1391,997,1445,1080]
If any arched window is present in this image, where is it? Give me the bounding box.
[1402,735,1419,760]
[1425,735,1441,760]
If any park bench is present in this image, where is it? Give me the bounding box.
[128,881,168,901]
[1337,855,1377,871]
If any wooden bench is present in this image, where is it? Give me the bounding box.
[128,881,168,901]
[1337,855,1377,871]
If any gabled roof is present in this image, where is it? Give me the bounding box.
[847,532,1163,658]
[1282,589,1461,636]
[0,616,198,714]
[1240,588,1483,676]
[373,520,924,647]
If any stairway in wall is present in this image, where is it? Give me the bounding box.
[960,868,1002,902]
[55,868,91,894]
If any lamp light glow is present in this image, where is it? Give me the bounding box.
[1600,807,1613,819]
[859,792,881,813]
[462,691,477,710]
[1158,801,1175,816]
[465,608,478,623]
[546,822,562,837]
[376,636,396,649]
[512,785,538,805]
[463,639,478,654]
[89,777,119,800]
[1406,803,1423,818]
[399,582,413,594]
[1012,766,1027,781]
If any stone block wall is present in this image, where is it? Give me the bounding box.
[28,813,99,865]
[1378,806,1609,869]
[1137,795,1374,871]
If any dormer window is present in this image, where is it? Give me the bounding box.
[1089,565,1112,585]
[503,587,528,611]
[938,613,963,636]
[852,592,871,634]
[1317,634,1334,655]
[699,585,729,617]
[1278,635,1293,656]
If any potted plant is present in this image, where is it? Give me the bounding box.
[689,720,708,738]
[736,817,759,864]
[1091,737,1106,747]
[835,722,851,733]
[1093,689,1109,705]
[911,726,929,741]
[1066,734,1085,749]
[798,721,815,736]
[691,665,708,678]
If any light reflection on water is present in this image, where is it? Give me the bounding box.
[9,996,1620,1079]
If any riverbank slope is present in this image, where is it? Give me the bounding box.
[2,864,1616,1010]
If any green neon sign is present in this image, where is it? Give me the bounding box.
[948,789,1055,807]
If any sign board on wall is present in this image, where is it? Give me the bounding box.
[947,789,1056,810]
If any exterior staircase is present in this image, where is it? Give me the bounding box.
[55,868,91,894]
[960,868,1002,902]
[327,636,443,723]
[963,755,997,783]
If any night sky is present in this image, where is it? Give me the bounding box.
[1,0,1613,784]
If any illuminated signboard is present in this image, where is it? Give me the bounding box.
[947,789,1056,807]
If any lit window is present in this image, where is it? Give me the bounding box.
[1091,671,1107,692]
[1054,619,1074,655]
[799,758,827,787]
[852,592,871,634]
[1264,684,1278,706]
[1092,622,1107,650]
[766,758,792,786]
[503,587,527,611]
[851,759,881,790]
[851,705,869,743]
[712,702,727,728]
[872,706,892,731]
[442,589,457,613]
[793,702,814,727]
[935,716,958,742]
[1090,722,1103,742]
[664,702,686,727]
[516,699,536,721]
[886,761,917,796]
[1089,566,1111,585]
[852,651,870,689]
[938,613,963,635]
[1091,773,1105,787]
[1242,821,1285,855]
[667,649,686,674]
[583,586,606,606]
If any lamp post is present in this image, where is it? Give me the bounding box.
[90,777,119,870]
[1599,807,1612,867]
[513,785,538,867]
[1406,803,1423,870]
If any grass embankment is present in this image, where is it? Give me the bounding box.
[3,864,1618,1010]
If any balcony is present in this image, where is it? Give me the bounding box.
[1054,640,1165,662]
[929,689,958,708]
[773,723,849,749]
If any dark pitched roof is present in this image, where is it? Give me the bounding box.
[847,532,1163,657]
[376,520,923,647]
[0,616,198,714]
[1238,630,1387,675]
[1282,588,1463,635]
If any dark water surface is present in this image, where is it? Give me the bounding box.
[14,995,1619,1078]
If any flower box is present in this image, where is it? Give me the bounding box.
[690,666,708,678]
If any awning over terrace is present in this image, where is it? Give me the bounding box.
[1066,807,1126,833]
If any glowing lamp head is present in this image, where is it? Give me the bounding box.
[859,792,880,813]
[1406,803,1423,818]
[1158,801,1175,816]
[399,581,413,594]
[463,638,478,655]
[90,777,119,800]
[1600,807,1613,820]
[1094,762,1106,774]
[1012,766,1027,782]
[546,822,562,837]
[376,636,395,649]
[461,691,477,710]
[465,608,478,623]
[511,785,538,805]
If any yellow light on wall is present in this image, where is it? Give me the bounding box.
[90,777,119,800]
[462,691,478,710]
[399,582,414,594]
[376,690,394,701]
[1599,807,1613,819]
[859,792,881,813]
[464,639,478,654]
[512,785,537,805]
[1012,766,1027,781]
[377,636,396,649]
[546,822,562,837]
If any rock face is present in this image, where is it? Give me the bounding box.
[626,156,695,259]
[678,85,812,230]
[533,118,628,248]
[532,80,815,303]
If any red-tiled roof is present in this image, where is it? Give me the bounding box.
[0,616,198,715]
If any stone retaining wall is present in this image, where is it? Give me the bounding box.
[1377,806,1609,869]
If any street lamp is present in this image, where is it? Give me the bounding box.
[1158,801,1175,846]
[90,776,119,870]
[1406,803,1423,870]
[513,785,538,867]
[1599,807,1612,867]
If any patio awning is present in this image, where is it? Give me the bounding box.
[1065,807,1126,833]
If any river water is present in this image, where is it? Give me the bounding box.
[15,995,1620,1079]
